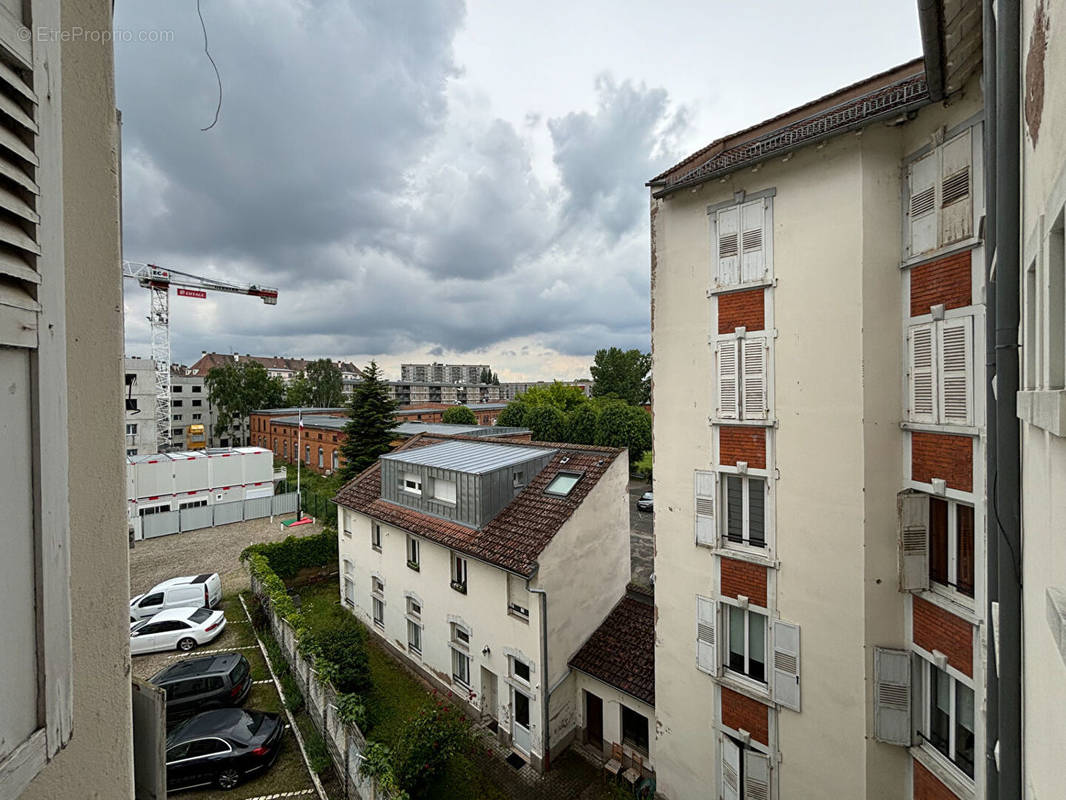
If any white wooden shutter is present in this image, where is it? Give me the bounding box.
[740,199,766,283]
[716,205,740,287]
[771,620,800,711]
[939,316,973,425]
[741,336,767,420]
[907,151,938,257]
[720,735,740,800]
[717,339,739,420]
[940,129,973,245]
[696,595,719,676]
[897,491,930,592]
[695,470,716,546]
[908,323,937,423]
[743,750,771,800]
[873,647,912,746]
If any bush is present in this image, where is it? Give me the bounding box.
[441,405,476,425]
[241,530,338,579]
[246,593,269,631]
[390,702,474,798]
[336,692,368,729]
[304,727,332,775]
[303,625,370,695]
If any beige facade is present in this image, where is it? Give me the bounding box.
[1018,0,1066,797]
[650,63,987,799]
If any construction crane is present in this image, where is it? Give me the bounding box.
[122,261,278,452]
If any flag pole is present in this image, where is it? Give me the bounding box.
[297,407,302,520]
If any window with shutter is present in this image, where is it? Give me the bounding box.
[741,336,767,420]
[908,322,937,423]
[743,750,771,800]
[716,206,740,287]
[873,647,912,746]
[938,317,972,425]
[940,130,972,245]
[897,491,930,592]
[908,152,938,257]
[694,470,716,546]
[712,196,773,289]
[904,126,979,260]
[740,200,765,283]
[771,620,800,711]
[696,595,718,676]
[717,339,739,419]
[720,735,741,800]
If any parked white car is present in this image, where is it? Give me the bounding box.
[130,573,222,621]
[130,607,226,655]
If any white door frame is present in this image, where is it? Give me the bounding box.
[511,685,532,755]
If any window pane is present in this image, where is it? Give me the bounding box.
[748,478,765,546]
[748,612,766,682]
[728,605,745,672]
[956,505,975,597]
[956,682,975,776]
[929,498,950,586]
[726,476,743,543]
[929,664,951,757]
[620,706,650,753]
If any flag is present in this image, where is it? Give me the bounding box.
[299,410,304,429]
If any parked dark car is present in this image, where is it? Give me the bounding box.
[165,708,283,792]
[151,653,252,722]
[636,491,654,512]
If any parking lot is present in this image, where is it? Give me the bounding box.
[129,517,329,799]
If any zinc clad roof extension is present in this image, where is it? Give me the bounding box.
[381,440,555,474]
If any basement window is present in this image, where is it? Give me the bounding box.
[545,472,581,497]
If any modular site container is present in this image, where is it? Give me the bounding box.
[127,447,276,517]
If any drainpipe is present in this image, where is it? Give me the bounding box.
[993,0,1022,797]
[529,586,551,771]
[917,0,946,101]
[982,0,999,796]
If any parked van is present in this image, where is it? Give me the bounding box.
[130,573,223,621]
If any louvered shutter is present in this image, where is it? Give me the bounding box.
[907,152,938,257]
[771,620,800,711]
[696,595,718,676]
[716,205,740,287]
[873,647,912,746]
[743,750,771,800]
[897,491,929,591]
[940,130,973,245]
[938,316,972,425]
[695,470,716,546]
[908,323,937,423]
[740,199,765,283]
[741,337,767,420]
[717,339,739,419]
[720,735,740,800]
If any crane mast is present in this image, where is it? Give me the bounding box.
[122,261,278,452]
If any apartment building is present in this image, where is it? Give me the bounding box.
[395,402,510,425]
[333,435,630,771]
[400,362,490,384]
[123,356,157,455]
[649,49,987,800]
[387,379,591,407]
[190,351,363,396]
[3,0,135,797]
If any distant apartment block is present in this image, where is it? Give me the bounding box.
[400,362,490,384]
[190,351,363,396]
[387,379,592,407]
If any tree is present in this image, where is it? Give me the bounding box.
[285,372,314,407]
[478,367,492,384]
[594,398,652,462]
[491,371,500,385]
[590,347,652,406]
[205,361,285,445]
[495,401,526,428]
[305,358,344,407]
[516,381,589,412]
[524,405,567,442]
[564,403,600,444]
[442,405,477,425]
[339,361,397,481]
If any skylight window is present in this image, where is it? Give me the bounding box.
[545,472,581,496]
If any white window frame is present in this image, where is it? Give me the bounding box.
[371,522,381,550]
[0,0,72,792]
[713,331,769,422]
[342,560,355,607]
[406,619,422,656]
[927,497,976,604]
[451,647,471,688]
[406,536,420,569]
[432,477,457,505]
[450,553,468,592]
[720,598,769,688]
[450,623,472,688]
[510,656,531,686]
[371,576,385,629]
[915,652,976,783]
[906,315,975,426]
[342,511,352,538]
[719,471,769,551]
[401,472,422,496]
[709,192,775,292]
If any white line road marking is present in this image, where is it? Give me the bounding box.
[165,645,258,659]
[253,679,273,684]
[239,790,315,800]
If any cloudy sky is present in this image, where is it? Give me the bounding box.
[117,0,920,381]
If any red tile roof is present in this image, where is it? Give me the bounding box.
[189,352,362,377]
[569,589,655,706]
[333,434,623,577]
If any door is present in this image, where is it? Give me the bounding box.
[134,591,164,619]
[585,691,603,749]
[480,667,498,722]
[131,620,164,655]
[512,688,532,755]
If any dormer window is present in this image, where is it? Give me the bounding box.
[402,472,422,495]
[545,472,582,497]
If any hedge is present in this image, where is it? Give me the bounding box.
[241,529,338,579]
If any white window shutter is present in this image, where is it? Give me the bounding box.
[741,336,767,420]
[716,206,741,287]
[743,750,771,800]
[771,620,800,711]
[908,323,937,423]
[696,595,719,676]
[940,129,973,245]
[740,200,766,283]
[897,491,930,592]
[938,316,973,425]
[695,470,716,546]
[720,735,741,800]
[908,151,938,257]
[717,339,739,420]
[873,647,912,746]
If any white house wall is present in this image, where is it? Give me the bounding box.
[573,671,655,769]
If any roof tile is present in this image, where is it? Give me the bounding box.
[569,594,655,706]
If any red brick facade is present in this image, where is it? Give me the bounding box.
[717,288,765,334]
[395,404,501,425]
[910,250,973,318]
[912,596,973,677]
[911,432,973,493]
[261,423,344,476]
[913,759,962,800]
[720,686,769,746]
[720,559,768,608]
[719,426,767,470]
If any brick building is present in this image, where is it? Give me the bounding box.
[394,402,509,426]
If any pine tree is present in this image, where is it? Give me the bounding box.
[338,361,398,481]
